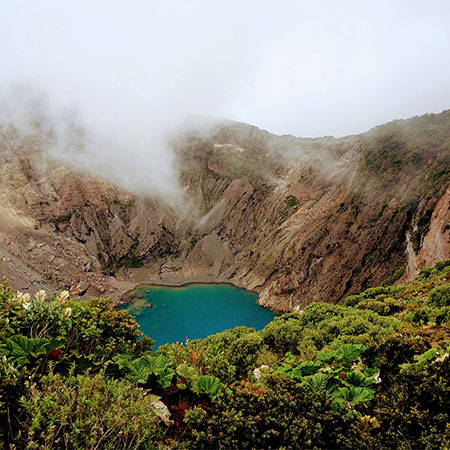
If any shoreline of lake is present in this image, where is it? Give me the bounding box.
[121,280,261,303]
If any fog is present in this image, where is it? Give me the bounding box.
[1,0,450,197]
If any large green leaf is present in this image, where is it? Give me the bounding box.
[176,364,198,387]
[317,344,366,365]
[399,347,438,373]
[114,354,134,370]
[127,359,153,384]
[142,355,174,388]
[1,335,49,367]
[316,351,336,364]
[298,361,322,375]
[290,367,304,381]
[276,359,322,382]
[192,375,222,397]
[142,354,172,373]
[157,369,175,389]
[335,344,366,362]
[332,386,376,407]
[302,372,329,393]
[115,354,175,387]
[344,370,376,388]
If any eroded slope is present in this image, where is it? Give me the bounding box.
[0,112,449,310]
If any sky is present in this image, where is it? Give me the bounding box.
[1,0,450,138]
[1,1,450,197]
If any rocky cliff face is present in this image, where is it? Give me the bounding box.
[0,111,449,310]
[0,127,178,298]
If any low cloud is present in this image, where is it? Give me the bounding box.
[0,84,190,201]
[1,1,449,199]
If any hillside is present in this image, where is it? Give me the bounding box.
[0,110,449,310]
[1,259,450,448]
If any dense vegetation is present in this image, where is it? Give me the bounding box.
[357,111,450,198]
[1,261,450,449]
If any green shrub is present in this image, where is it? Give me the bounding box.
[344,285,403,307]
[203,326,255,354]
[259,313,304,353]
[434,259,450,272]
[409,308,430,325]
[17,372,167,449]
[25,302,67,339]
[180,376,365,450]
[428,285,450,307]
[368,345,450,449]
[225,332,264,379]
[344,294,365,307]
[434,306,450,325]
[355,297,404,315]
[298,303,401,349]
[261,303,401,357]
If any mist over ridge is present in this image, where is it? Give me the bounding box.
[0,84,193,201]
[1,2,450,136]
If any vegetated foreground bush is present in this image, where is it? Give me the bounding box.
[0,260,450,449]
[19,372,166,450]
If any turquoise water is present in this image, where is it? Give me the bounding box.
[119,283,276,348]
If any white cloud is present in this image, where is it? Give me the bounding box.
[0,0,449,195]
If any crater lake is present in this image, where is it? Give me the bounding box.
[119,283,276,348]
